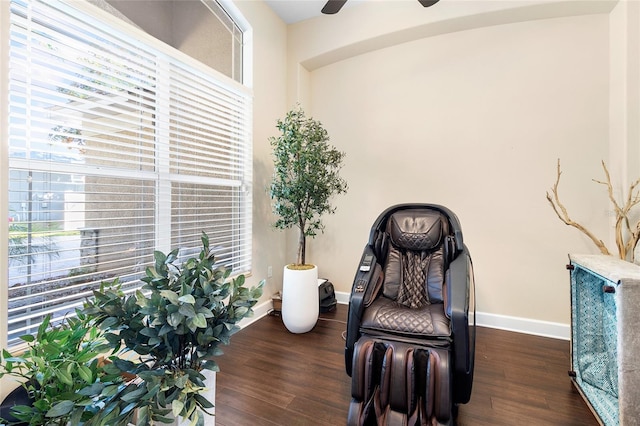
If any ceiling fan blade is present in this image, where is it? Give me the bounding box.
[322,0,348,15]
[418,0,440,6]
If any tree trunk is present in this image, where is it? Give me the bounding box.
[297,228,306,265]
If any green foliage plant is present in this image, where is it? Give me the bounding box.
[82,232,264,426]
[0,312,118,426]
[269,106,348,266]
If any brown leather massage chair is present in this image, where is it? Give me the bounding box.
[345,204,476,425]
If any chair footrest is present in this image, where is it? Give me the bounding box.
[348,336,452,426]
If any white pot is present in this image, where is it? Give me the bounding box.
[282,264,319,333]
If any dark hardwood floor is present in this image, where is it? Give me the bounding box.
[215,305,598,426]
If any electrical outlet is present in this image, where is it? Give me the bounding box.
[267,266,273,278]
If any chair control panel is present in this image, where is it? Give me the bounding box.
[359,254,374,272]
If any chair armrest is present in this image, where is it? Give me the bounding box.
[345,245,382,376]
[447,246,476,403]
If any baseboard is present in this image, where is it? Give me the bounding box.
[336,290,350,305]
[474,311,569,340]
[334,291,570,340]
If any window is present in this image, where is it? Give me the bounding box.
[107,0,244,83]
[4,0,252,348]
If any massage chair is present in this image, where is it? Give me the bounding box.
[345,204,476,425]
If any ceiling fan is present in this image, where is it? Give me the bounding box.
[322,0,440,15]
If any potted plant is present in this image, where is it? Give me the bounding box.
[1,232,261,426]
[0,312,119,426]
[81,232,264,425]
[269,106,348,333]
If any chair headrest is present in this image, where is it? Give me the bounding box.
[387,209,444,251]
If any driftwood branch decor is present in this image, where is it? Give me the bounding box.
[546,159,640,262]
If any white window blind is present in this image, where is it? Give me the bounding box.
[6,0,252,348]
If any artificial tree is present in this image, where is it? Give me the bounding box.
[269,106,348,267]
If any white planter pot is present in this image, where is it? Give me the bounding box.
[282,265,319,333]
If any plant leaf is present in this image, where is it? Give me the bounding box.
[78,364,93,383]
[140,327,158,338]
[191,313,207,329]
[120,385,148,403]
[168,312,185,327]
[20,334,35,343]
[55,367,73,386]
[46,400,75,417]
[178,294,196,304]
[194,393,214,409]
[172,399,185,417]
[160,290,180,305]
[179,304,197,318]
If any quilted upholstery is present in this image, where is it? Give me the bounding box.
[383,231,446,303]
[397,250,431,308]
[388,209,445,251]
[361,297,451,338]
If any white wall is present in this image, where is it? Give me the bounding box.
[609,0,640,236]
[283,0,635,331]
[233,0,289,305]
[313,13,609,325]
